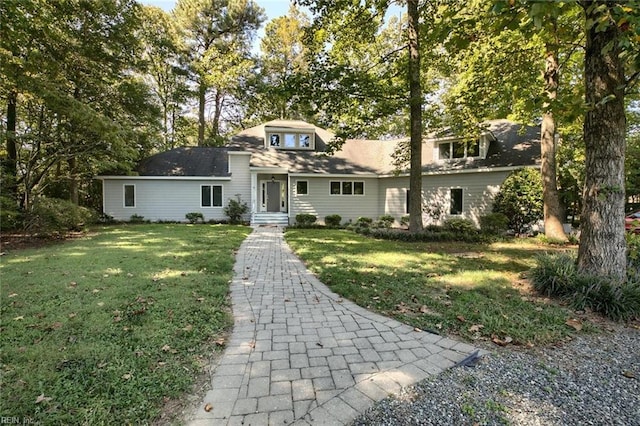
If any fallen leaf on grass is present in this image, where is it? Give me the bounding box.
[68,313,76,319]
[456,315,466,322]
[8,293,18,298]
[14,316,24,321]
[468,324,484,333]
[182,324,193,332]
[35,394,52,404]
[565,319,583,331]
[215,337,226,346]
[622,370,636,379]
[122,373,133,380]
[196,297,205,302]
[491,334,513,346]
[204,403,213,412]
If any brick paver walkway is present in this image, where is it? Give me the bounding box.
[186,226,478,425]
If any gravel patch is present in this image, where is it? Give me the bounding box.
[352,326,640,426]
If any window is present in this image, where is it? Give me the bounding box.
[450,188,463,215]
[266,131,313,149]
[201,185,223,207]
[330,181,364,196]
[124,185,135,207]
[296,180,308,195]
[438,139,481,160]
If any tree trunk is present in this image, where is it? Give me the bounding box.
[407,0,423,233]
[578,2,626,280]
[198,81,206,146]
[211,89,223,145]
[541,48,567,241]
[5,90,18,196]
[68,157,79,205]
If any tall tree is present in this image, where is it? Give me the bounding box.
[577,0,639,280]
[174,0,264,146]
[407,0,423,233]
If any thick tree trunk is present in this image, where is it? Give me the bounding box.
[407,0,423,233]
[541,49,567,241]
[578,2,627,280]
[198,81,206,146]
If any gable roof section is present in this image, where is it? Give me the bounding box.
[421,119,541,174]
[136,147,232,176]
[230,120,334,152]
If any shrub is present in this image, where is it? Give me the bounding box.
[295,213,317,226]
[224,196,249,224]
[374,215,395,229]
[185,212,205,224]
[0,194,22,231]
[325,214,342,227]
[400,215,410,228]
[443,218,477,234]
[129,214,146,223]
[493,168,543,234]
[479,213,509,235]
[24,197,95,235]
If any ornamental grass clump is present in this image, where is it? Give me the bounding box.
[530,250,640,321]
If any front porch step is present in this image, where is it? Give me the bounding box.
[251,213,289,226]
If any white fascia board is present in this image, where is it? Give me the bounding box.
[288,172,379,178]
[376,164,541,178]
[227,151,252,156]
[250,167,290,174]
[95,176,232,181]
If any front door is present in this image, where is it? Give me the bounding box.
[267,181,281,212]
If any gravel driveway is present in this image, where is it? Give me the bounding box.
[352,325,640,425]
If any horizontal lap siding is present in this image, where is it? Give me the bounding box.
[378,171,512,227]
[291,177,380,224]
[102,179,228,222]
[227,155,252,219]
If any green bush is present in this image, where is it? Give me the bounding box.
[443,218,477,234]
[129,214,146,223]
[295,213,317,226]
[0,194,22,231]
[374,215,395,229]
[185,212,205,224]
[400,215,410,228]
[479,213,509,235]
[493,168,543,234]
[25,197,95,235]
[224,196,249,224]
[325,214,342,227]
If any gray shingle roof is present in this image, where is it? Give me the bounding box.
[136,147,232,176]
[133,119,540,177]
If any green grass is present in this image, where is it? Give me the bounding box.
[285,228,586,346]
[0,224,250,424]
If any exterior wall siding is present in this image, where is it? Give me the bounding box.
[227,154,252,219]
[102,179,232,222]
[290,176,380,225]
[378,170,512,227]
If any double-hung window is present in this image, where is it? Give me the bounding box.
[438,139,481,160]
[124,184,135,207]
[201,185,223,207]
[450,188,463,215]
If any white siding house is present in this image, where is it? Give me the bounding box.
[98,119,541,226]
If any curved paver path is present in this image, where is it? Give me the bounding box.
[186,226,479,425]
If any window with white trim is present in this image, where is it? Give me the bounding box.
[201,185,223,207]
[266,132,314,150]
[124,184,135,207]
[296,180,308,195]
[330,181,364,195]
[438,139,481,160]
[450,188,463,215]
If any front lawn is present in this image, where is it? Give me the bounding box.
[0,224,250,424]
[285,229,587,346]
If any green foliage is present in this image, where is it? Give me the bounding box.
[374,215,395,229]
[0,194,22,231]
[400,215,410,228]
[185,212,205,224]
[531,252,640,321]
[443,218,477,233]
[493,168,543,234]
[223,196,249,224]
[295,213,317,226]
[129,214,146,223]
[480,213,509,236]
[324,214,342,227]
[24,197,95,235]
[0,224,250,424]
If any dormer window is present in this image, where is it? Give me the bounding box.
[265,125,315,150]
[437,138,483,160]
